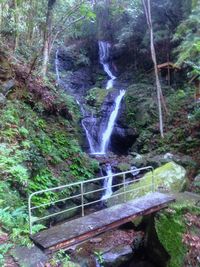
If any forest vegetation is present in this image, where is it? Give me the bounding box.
[0,0,200,266]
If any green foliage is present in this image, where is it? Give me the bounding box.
[0,243,13,266]
[94,250,104,266]
[49,249,71,266]
[0,85,99,244]
[0,206,45,246]
[174,2,200,76]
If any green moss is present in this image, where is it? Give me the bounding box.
[118,162,131,172]
[155,202,200,267]
[85,87,111,113]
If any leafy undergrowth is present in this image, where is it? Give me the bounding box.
[126,82,200,182]
[183,213,200,267]
[155,202,200,267]
[0,60,99,265]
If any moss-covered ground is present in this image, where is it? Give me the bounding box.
[155,200,200,267]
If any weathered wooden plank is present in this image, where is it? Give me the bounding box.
[31,192,175,252]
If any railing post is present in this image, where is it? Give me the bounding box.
[151,169,155,192]
[81,183,84,217]
[123,173,126,202]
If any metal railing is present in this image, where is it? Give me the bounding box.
[28,166,154,234]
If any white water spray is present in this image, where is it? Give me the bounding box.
[76,100,96,154]
[101,164,113,200]
[55,49,60,84]
[82,118,96,154]
[98,41,116,89]
[100,90,126,154]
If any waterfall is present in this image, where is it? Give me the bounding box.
[98,41,116,89]
[76,100,96,154]
[100,90,126,154]
[82,118,96,154]
[101,164,113,200]
[55,44,125,156]
[55,49,60,84]
[55,43,126,203]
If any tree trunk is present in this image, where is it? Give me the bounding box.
[142,0,164,138]
[13,0,19,51]
[41,0,56,78]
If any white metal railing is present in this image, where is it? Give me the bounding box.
[28,166,154,234]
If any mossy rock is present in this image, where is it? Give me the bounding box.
[117,162,131,172]
[86,87,110,109]
[155,201,200,267]
[0,52,13,81]
[108,162,187,206]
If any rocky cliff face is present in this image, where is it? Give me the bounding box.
[55,43,138,155]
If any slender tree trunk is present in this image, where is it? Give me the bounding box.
[41,0,56,78]
[13,0,19,51]
[142,0,164,138]
[0,3,2,33]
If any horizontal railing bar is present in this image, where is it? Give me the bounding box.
[124,184,152,194]
[29,166,153,198]
[83,184,152,207]
[32,184,153,223]
[28,166,154,234]
[32,205,82,223]
[31,176,149,210]
[30,193,83,210]
[83,176,148,197]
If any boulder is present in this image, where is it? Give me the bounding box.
[11,246,48,267]
[47,200,79,224]
[102,245,133,267]
[0,93,6,106]
[83,182,102,202]
[108,162,187,206]
[1,79,15,95]
[110,125,138,154]
[0,52,13,80]
[117,162,132,172]
[130,153,197,170]
[194,174,200,182]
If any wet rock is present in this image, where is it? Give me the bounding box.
[57,48,75,71]
[0,52,13,81]
[130,153,197,170]
[47,200,79,225]
[194,174,200,182]
[1,79,15,95]
[117,162,132,172]
[11,245,48,267]
[0,93,6,106]
[83,182,102,202]
[103,245,133,267]
[111,125,138,154]
[129,154,147,168]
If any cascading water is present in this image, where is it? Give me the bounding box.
[98,41,116,90]
[100,90,126,154]
[55,49,61,84]
[76,100,96,154]
[55,42,125,201]
[101,164,113,200]
[82,118,96,154]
